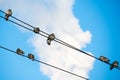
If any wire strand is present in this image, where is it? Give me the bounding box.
[0,15,99,61]
[0,45,89,80]
[0,13,98,60]
[0,10,49,35]
[0,10,104,60]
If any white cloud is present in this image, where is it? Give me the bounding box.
[0,0,95,80]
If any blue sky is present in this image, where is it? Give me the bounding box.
[0,0,120,80]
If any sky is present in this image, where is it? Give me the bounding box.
[0,0,120,80]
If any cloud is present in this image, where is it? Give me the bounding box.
[0,0,95,80]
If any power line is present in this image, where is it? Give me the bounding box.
[0,10,98,59]
[0,45,89,80]
[0,10,100,60]
[0,14,99,60]
[0,9,49,35]
[0,10,120,70]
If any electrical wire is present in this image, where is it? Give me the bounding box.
[0,10,99,60]
[0,10,120,70]
[0,10,107,60]
[0,45,89,80]
[0,10,98,60]
[0,10,49,35]
[0,15,99,60]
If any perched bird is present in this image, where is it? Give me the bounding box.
[28,53,34,61]
[110,61,119,70]
[33,27,40,33]
[5,9,12,21]
[47,33,55,45]
[99,56,110,63]
[16,48,24,55]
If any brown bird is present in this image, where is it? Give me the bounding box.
[110,61,119,70]
[5,9,12,21]
[16,48,24,55]
[33,27,40,33]
[47,33,55,45]
[28,53,34,61]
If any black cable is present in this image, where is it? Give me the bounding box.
[0,10,120,70]
[0,10,99,60]
[0,16,32,31]
[11,16,49,36]
[0,13,98,59]
[0,45,89,80]
[0,16,48,38]
[0,10,49,35]
[55,39,99,59]
[0,15,99,61]
[0,9,93,57]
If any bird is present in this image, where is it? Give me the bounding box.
[33,27,40,33]
[28,53,34,61]
[47,33,55,45]
[16,48,24,55]
[110,61,119,70]
[99,56,110,63]
[5,9,12,21]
